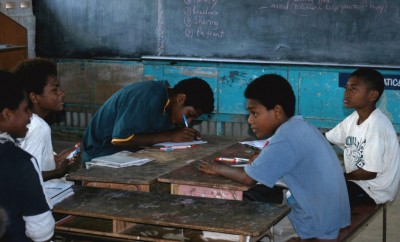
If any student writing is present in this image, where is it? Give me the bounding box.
[82,77,214,162]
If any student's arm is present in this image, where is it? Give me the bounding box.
[112,127,200,147]
[198,160,257,186]
[44,145,81,181]
[42,160,69,181]
[345,168,377,181]
[23,211,55,242]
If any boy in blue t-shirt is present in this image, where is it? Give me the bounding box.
[199,74,350,240]
[82,78,214,162]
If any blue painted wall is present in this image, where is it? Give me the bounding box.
[57,59,400,137]
[143,61,400,132]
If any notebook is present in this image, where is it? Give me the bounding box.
[86,151,153,168]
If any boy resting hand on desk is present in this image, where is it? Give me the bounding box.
[199,74,350,240]
[325,68,400,206]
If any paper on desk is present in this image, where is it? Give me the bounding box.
[153,140,207,147]
[86,150,153,168]
[239,139,269,150]
[201,231,239,241]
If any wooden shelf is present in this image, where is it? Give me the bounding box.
[0,12,28,71]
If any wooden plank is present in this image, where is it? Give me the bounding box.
[67,136,246,187]
[54,186,290,237]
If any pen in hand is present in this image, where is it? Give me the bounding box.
[183,114,189,127]
[183,114,201,140]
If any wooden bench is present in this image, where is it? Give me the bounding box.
[290,203,387,242]
[54,186,290,242]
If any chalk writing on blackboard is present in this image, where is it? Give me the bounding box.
[261,0,387,16]
[183,0,224,39]
[157,0,165,55]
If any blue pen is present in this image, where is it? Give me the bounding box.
[182,114,189,127]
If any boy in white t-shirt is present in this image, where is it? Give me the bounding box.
[326,68,400,206]
[13,58,80,182]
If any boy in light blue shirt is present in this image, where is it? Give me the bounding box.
[199,74,350,240]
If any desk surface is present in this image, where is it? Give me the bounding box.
[54,186,290,237]
[67,136,247,185]
[158,142,255,191]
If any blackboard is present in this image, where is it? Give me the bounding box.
[33,0,400,67]
[33,0,157,58]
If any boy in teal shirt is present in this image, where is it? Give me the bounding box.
[199,74,350,240]
[83,78,214,161]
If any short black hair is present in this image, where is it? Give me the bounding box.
[12,58,57,108]
[350,68,384,103]
[0,71,26,112]
[172,77,214,114]
[245,74,295,118]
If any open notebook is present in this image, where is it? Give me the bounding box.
[86,151,153,168]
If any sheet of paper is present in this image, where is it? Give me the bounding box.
[239,139,269,150]
[153,140,207,147]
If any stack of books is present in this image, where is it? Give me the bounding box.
[44,180,74,207]
[86,150,153,169]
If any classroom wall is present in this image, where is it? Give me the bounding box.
[54,59,400,140]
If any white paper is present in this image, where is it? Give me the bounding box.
[201,231,239,241]
[239,139,269,150]
[87,151,153,168]
[153,140,207,147]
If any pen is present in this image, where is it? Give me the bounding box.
[214,157,249,164]
[160,145,192,151]
[182,114,189,127]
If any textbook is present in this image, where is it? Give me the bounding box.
[44,180,74,207]
[86,150,153,168]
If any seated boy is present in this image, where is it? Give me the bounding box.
[0,71,54,241]
[82,77,214,162]
[326,68,400,206]
[199,74,350,240]
[13,58,80,183]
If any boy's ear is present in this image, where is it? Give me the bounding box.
[273,105,286,119]
[29,92,39,104]
[1,108,13,122]
[368,90,379,102]
[175,93,187,105]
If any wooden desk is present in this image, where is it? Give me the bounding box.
[54,186,290,242]
[158,142,256,200]
[67,136,246,192]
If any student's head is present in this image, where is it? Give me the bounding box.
[244,74,295,138]
[344,68,384,109]
[169,77,214,124]
[0,71,31,138]
[12,58,64,116]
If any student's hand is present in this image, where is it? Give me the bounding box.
[249,152,259,164]
[198,160,220,176]
[55,159,70,176]
[169,127,200,142]
[55,143,81,165]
